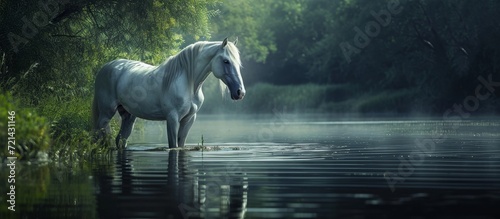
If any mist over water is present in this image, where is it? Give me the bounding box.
[129,113,500,146]
[3,0,500,218]
[109,114,500,218]
[2,114,500,218]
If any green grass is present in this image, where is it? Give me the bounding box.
[352,89,419,113]
[0,93,50,159]
[202,82,356,113]
[202,82,420,114]
[0,92,114,161]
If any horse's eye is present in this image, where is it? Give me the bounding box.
[223,59,230,64]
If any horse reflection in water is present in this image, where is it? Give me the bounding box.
[94,150,248,219]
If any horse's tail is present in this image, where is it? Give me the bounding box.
[91,92,99,133]
[91,62,109,133]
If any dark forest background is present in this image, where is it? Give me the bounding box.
[1,0,500,158]
[2,0,500,115]
[0,0,500,113]
[0,0,500,217]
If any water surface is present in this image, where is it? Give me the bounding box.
[2,115,500,218]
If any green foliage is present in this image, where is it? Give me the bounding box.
[210,0,278,63]
[352,89,419,113]
[0,0,498,153]
[0,0,219,161]
[201,82,421,114]
[212,0,500,113]
[236,83,352,113]
[35,94,116,160]
[0,92,51,160]
[0,0,218,104]
[0,91,114,161]
[37,95,92,140]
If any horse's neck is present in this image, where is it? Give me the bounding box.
[159,42,218,94]
[192,43,219,93]
[193,63,213,93]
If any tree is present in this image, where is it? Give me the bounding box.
[211,0,500,113]
[0,0,217,104]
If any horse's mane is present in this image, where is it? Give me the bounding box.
[159,40,241,93]
[159,42,202,91]
[224,42,241,67]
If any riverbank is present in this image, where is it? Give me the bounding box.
[0,93,114,162]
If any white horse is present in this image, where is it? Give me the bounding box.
[92,38,245,148]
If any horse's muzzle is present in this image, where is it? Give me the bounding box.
[232,87,245,100]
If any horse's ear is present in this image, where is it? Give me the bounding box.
[234,37,238,46]
[221,38,228,48]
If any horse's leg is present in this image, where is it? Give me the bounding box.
[116,105,137,149]
[178,114,196,147]
[166,113,180,148]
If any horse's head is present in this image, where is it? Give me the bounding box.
[211,38,245,100]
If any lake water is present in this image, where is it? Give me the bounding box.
[1,114,500,219]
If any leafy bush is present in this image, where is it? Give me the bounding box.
[37,95,93,140]
[0,91,115,161]
[35,94,115,159]
[0,92,50,160]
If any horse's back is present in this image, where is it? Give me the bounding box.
[97,59,155,78]
[96,59,155,88]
